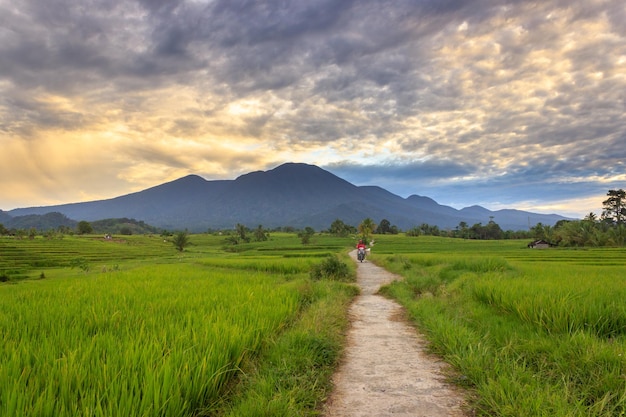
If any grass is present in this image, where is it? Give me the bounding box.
[372,235,626,416]
[0,234,175,280]
[216,280,358,416]
[0,232,357,416]
[8,231,624,416]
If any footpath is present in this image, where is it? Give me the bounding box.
[323,250,468,417]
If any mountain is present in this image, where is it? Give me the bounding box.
[0,210,12,224]
[7,163,571,231]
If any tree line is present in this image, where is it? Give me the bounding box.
[328,189,626,247]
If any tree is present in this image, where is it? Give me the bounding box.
[469,223,484,239]
[419,223,440,236]
[298,226,315,244]
[77,221,93,235]
[601,189,626,225]
[458,221,469,239]
[329,219,351,237]
[484,219,503,239]
[376,219,391,234]
[406,227,421,237]
[172,231,191,252]
[531,222,549,240]
[556,220,603,247]
[358,218,376,241]
[44,229,57,240]
[253,225,269,242]
[120,226,133,235]
[584,212,598,222]
[235,223,250,243]
[607,224,626,246]
[58,225,72,235]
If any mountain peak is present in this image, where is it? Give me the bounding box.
[236,163,325,179]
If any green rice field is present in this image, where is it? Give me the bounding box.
[0,233,357,416]
[3,232,626,416]
[371,235,626,416]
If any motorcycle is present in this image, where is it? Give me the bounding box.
[357,247,366,262]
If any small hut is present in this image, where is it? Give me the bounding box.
[528,239,551,249]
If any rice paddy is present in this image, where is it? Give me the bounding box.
[373,235,626,416]
[0,233,357,416]
[3,232,625,416]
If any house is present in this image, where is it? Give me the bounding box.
[528,239,551,249]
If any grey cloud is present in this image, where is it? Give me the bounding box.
[126,143,189,168]
[207,0,355,46]
[166,118,201,138]
[0,94,87,138]
[1,0,625,215]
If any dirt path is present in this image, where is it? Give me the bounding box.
[323,251,468,417]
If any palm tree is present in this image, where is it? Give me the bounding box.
[584,212,598,222]
[172,231,191,252]
[358,218,376,241]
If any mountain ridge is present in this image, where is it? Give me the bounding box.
[5,163,572,231]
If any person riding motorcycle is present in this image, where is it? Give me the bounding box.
[356,240,367,262]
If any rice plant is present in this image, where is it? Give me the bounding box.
[376,235,626,416]
[0,264,301,416]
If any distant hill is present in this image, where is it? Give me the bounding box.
[0,211,160,235]
[0,212,77,231]
[90,218,161,235]
[7,163,572,232]
[0,210,13,225]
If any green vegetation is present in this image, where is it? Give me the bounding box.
[172,230,191,252]
[371,235,626,416]
[357,217,376,241]
[329,219,356,237]
[0,234,174,281]
[601,189,625,225]
[375,218,399,235]
[309,255,352,282]
[0,232,356,416]
[400,190,626,247]
[5,226,625,416]
[77,220,94,235]
[91,218,161,235]
[298,226,315,244]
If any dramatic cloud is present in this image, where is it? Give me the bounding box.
[1,0,624,218]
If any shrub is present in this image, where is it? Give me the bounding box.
[310,255,351,282]
[69,257,90,272]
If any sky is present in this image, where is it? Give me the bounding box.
[1,0,625,219]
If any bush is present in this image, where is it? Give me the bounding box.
[310,255,352,282]
[69,257,90,272]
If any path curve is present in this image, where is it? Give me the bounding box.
[323,250,468,417]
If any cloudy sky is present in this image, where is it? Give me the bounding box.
[1,0,624,218]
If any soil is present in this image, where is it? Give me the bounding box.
[323,250,470,417]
